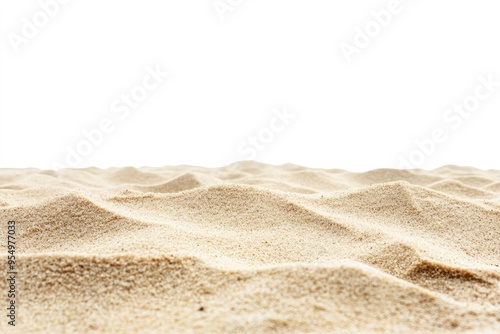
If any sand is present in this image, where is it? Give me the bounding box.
[0,162,499,333]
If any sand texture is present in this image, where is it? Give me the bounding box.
[0,162,499,333]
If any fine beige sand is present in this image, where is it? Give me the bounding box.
[1,162,499,333]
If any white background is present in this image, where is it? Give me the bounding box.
[1,0,499,171]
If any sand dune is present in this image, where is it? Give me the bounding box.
[0,162,499,333]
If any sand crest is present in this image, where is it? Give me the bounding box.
[1,162,499,333]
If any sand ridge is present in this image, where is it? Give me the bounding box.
[0,162,499,333]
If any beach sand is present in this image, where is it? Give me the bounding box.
[0,162,499,333]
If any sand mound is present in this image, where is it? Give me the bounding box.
[0,162,499,333]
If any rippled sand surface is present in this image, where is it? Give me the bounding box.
[1,162,499,333]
